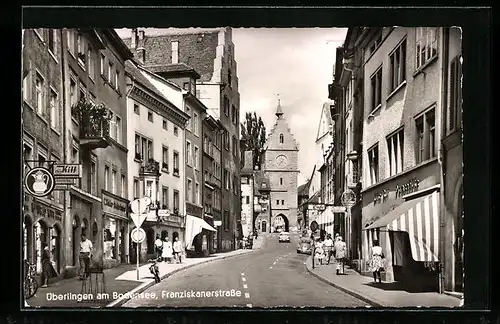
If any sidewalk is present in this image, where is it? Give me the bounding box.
[25,249,255,308]
[252,234,266,249]
[305,256,463,308]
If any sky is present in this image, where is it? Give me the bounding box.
[115,28,347,186]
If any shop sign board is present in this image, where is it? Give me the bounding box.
[24,167,55,197]
[53,164,82,178]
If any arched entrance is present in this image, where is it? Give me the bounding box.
[51,224,61,273]
[34,220,48,273]
[455,183,464,292]
[273,214,289,232]
[24,216,33,262]
[72,215,80,266]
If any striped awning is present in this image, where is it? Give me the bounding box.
[364,191,440,262]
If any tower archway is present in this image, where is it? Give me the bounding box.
[273,214,289,232]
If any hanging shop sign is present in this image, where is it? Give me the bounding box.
[24,167,55,197]
[341,189,356,207]
[53,164,83,178]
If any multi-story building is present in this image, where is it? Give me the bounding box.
[262,101,300,233]
[63,29,133,271]
[121,28,241,252]
[356,27,446,291]
[202,115,223,254]
[22,28,65,277]
[240,151,255,238]
[253,169,271,234]
[125,60,189,263]
[297,180,310,231]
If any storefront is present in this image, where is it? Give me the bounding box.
[361,161,441,291]
[23,193,64,276]
[101,190,129,268]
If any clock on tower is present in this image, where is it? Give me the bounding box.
[275,155,288,168]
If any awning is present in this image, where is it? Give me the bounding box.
[364,191,440,262]
[184,215,217,249]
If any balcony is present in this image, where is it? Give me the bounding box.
[72,100,112,150]
[140,159,160,177]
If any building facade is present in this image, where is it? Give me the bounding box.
[240,151,255,238]
[22,28,65,277]
[262,102,300,232]
[125,60,189,263]
[121,28,241,252]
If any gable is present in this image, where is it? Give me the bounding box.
[265,116,299,150]
[315,102,334,142]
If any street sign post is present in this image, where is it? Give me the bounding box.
[131,227,146,243]
[129,197,151,280]
[130,213,147,228]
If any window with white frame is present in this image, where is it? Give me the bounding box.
[224,97,230,116]
[171,41,179,64]
[415,27,438,70]
[162,186,169,209]
[71,144,79,164]
[370,67,382,112]
[389,38,407,92]
[133,178,139,199]
[135,133,153,161]
[147,110,153,122]
[386,128,404,177]
[415,108,436,164]
[195,182,200,205]
[193,113,199,136]
[50,89,58,129]
[66,29,75,56]
[186,141,192,166]
[173,190,180,213]
[368,144,379,186]
[104,166,110,191]
[134,103,140,115]
[111,169,117,194]
[77,34,85,68]
[173,151,180,175]
[23,61,31,102]
[88,45,94,80]
[224,169,229,190]
[90,159,97,196]
[115,115,121,144]
[448,55,462,133]
[187,179,193,203]
[115,70,120,92]
[194,146,199,169]
[121,174,126,197]
[146,180,153,199]
[100,53,105,76]
[48,29,56,57]
[163,119,168,130]
[162,146,169,171]
[69,78,77,107]
[231,105,237,125]
[186,107,192,131]
[174,126,179,136]
[108,61,113,85]
[37,147,47,168]
[35,72,44,116]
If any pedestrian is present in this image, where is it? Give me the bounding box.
[173,236,183,264]
[369,240,385,283]
[314,238,325,266]
[333,235,347,275]
[323,234,334,265]
[154,234,163,261]
[162,236,173,263]
[40,242,57,288]
[79,233,93,280]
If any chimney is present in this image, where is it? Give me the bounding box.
[136,48,146,64]
[138,30,145,40]
[137,29,146,49]
[131,28,138,49]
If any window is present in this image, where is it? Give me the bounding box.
[48,29,56,56]
[183,82,189,91]
[134,134,140,159]
[387,129,404,177]
[88,46,94,80]
[148,111,153,122]
[78,85,86,103]
[133,178,139,199]
[174,126,179,136]
[228,69,232,88]
[195,183,200,205]
[162,146,169,171]
[187,179,193,203]
[35,73,44,116]
[162,187,169,209]
[173,151,180,175]
[163,119,168,130]
[186,141,192,166]
[23,61,31,102]
[370,33,382,55]
[173,190,180,213]
[88,160,96,195]
[389,39,407,92]
[231,105,237,124]
[193,113,199,136]
[134,103,140,115]
[196,89,201,98]
[104,166,110,191]
[449,55,462,133]
[279,134,284,144]
[224,96,230,116]
[66,29,74,55]
[115,70,120,91]
[281,199,285,205]
[276,200,279,205]
[111,170,117,194]
[224,210,229,231]
[245,196,250,204]
[108,61,113,85]
[415,108,436,164]
[416,27,438,70]
[121,174,126,197]
[135,133,153,161]
[232,136,238,157]
[100,53,105,76]
[224,131,229,151]
[194,146,199,169]
[368,144,379,186]
[171,41,179,64]
[280,177,283,186]
[185,107,192,131]
[224,169,229,190]
[115,116,122,144]
[77,34,85,68]
[370,67,382,112]
[190,79,196,95]
[69,79,77,107]
[71,145,79,164]
[145,180,153,199]
[49,89,58,129]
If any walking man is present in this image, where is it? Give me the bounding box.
[323,234,334,265]
[79,233,93,280]
[333,235,347,275]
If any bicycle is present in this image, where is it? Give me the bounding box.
[24,260,38,300]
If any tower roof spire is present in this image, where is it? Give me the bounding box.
[276,94,283,117]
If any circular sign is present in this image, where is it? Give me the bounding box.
[341,189,356,207]
[24,167,55,197]
[310,221,319,232]
[131,228,146,243]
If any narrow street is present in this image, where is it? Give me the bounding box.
[122,233,369,308]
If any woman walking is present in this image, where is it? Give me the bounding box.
[40,242,57,288]
[370,240,384,283]
[162,236,173,263]
[173,237,183,264]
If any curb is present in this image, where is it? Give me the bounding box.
[304,256,384,307]
[106,249,256,308]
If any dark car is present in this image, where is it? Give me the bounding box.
[297,237,312,255]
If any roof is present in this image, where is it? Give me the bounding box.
[300,191,321,208]
[254,170,270,194]
[144,63,201,79]
[125,60,170,102]
[297,183,309,197]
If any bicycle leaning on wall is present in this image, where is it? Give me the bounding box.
[24,259,38,299]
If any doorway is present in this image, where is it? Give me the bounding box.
[35,220,48,273]
[51,225,61,273]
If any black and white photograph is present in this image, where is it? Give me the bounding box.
[21,25,465,309]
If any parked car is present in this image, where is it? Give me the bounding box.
[278,232,290,243]
[297,237,312,254]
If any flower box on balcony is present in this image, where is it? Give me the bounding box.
[135,153,143,161]
[71,100,112,150]
[140,159,160,176]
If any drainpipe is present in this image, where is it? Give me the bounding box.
[438,27,450,294]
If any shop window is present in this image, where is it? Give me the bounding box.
[103,218,116,260]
